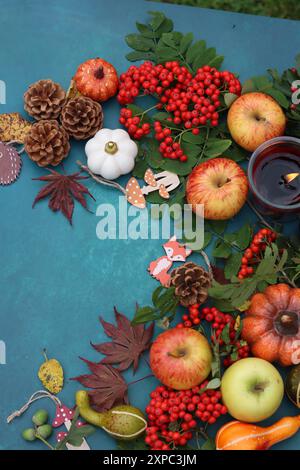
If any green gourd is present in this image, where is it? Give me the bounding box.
[75,390,147,441]
[286,364,300,408]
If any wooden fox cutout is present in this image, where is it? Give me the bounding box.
[148,236,192,287]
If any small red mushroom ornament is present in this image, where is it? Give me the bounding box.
[74,58,119,102]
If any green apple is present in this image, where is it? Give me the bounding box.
[221,357,284,423]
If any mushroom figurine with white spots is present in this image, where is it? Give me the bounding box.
[52,404,90,450]
[85,128,138,180]
[125,177,146,209]
[144,168,157,187]
[52,404,75,428]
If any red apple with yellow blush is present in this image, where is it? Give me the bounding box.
[186,157,248,220]
[150,328,212,390]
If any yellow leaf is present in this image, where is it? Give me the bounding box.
[38,350,64,394]
[237,301,251,312]
[0,113,32,143]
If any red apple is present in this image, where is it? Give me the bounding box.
[150,328,212,390]
[227,92,286,152]
[186,157,248,220]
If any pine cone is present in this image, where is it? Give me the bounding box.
[24,79,66,120]
[25,120,70,167]
[61,96,103,140]
[170,262,212,307]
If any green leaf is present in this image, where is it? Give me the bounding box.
[132,306,157,325]
[225,252,243,279]
[226,143,249,162]
[135,22,156,39]
[155,18,174,35]
[207,220,228,234]
[152,111,170,122]
[126,104,144,116]
[221,323,231,345]
[224,93,238,107]
[242,79,256,94]
[186,40,206,64]
[201,438,216,450]
[132,158,148,179]
[126,51,155,62]
[180,32,194,54]
[125,34,154,52]
[148,11,166,31]
[117,437,147,450]
[212,239,232,259]
[202,232,212,249]
[161,155,198,176]
[204,138,232,158]
[252,75,272,91]
[207,55,224,70]
[235,224,252,250]
[193,47,217,70]
[206,378,221,390]
[152,286,164,307]
[161,32,178,49]
[182,132,205,144]
[265,88,290,109]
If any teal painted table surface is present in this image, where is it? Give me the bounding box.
[0,0,299,451]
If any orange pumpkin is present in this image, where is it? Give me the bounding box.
[74,58,119,102]
[242,283,300,366]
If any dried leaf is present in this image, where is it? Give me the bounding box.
[0,142,22,185]
[92,307,154,373]
[0,112,32,143]
[66,79,82,101]
[32,169,95,224]
[211,266,229,285]
[72,360,128,412]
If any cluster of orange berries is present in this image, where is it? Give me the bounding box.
[117,60,241,159]
[177,305,250,366]
[238,228,277,280]
[145,382,227,450]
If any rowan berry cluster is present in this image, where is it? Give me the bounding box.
[145,382,227,450]
[117,61,242,158]
[238,228,277,279]
[176,305,250,366]
[119,108,151,139]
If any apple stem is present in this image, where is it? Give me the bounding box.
[168,350,186,358]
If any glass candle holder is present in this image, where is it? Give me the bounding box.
[248,136,300,220]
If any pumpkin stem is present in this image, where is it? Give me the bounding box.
[275,311,299,336]
[94,66,104,80]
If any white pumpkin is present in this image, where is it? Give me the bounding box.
[85,128,138,180]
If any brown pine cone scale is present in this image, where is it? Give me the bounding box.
[25,120,70,167]
[170,261,211,307]
[61,96,103,140]
[24,79,66,120]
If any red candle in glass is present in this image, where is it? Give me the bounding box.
[248,136,300,219]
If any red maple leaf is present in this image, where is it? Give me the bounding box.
[92,307,154,373]
[72,359,128,412]
[32,168,95,224]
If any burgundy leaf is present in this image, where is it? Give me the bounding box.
[32,169,94,224]
[211,265,229,285]
[71,360,128,412]
[92,308,154,373]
